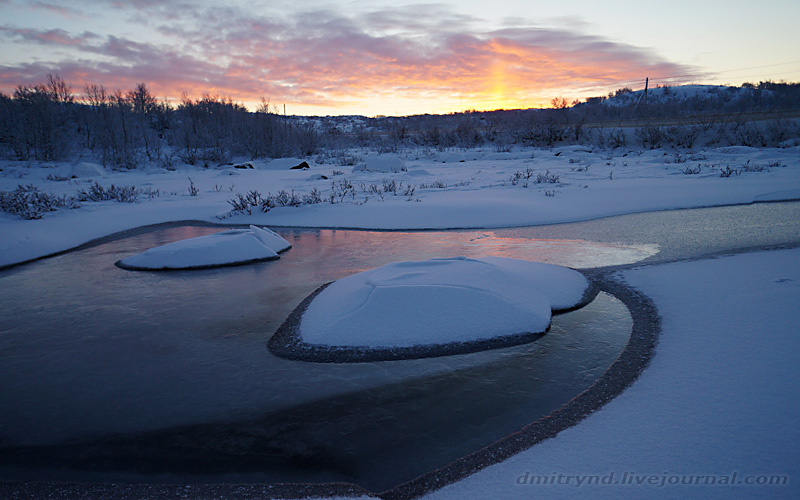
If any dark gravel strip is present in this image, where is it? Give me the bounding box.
[0,481,374,500]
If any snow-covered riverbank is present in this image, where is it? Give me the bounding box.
[2,145,799,268]
[422,247,800,500]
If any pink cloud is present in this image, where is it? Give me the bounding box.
[0,5,703,111]
[27,1,88,19]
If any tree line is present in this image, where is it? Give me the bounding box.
[1,76,799,167]
[0,76,318,167]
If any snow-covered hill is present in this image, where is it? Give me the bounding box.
[596,84,769,108]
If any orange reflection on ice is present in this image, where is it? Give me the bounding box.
[282,228,659,274]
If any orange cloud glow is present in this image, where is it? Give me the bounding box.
[0,5,699,115]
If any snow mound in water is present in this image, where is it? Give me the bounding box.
[249,225,292,253]
[299,256,588,348]
[117,225,291,270]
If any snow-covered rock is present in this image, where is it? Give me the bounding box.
[70,162,105,178]
[263,157,308,170]
[405,168,433,177]
[441,152,467,163]
[116,226,291,270]
[353,156,407,173]
[299,256,588,348]
[480,152,531,161]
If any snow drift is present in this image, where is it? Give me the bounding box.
[116,225,290,270]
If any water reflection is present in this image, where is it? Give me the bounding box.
[278,228,658,280]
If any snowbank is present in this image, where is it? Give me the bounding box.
[422,248,800,500]
[299,256,588,348]
[116,225,290,270]
[250,175,800,230]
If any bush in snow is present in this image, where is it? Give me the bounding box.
[227,190,264,214]
[535,170,561,184]
[188,177,199,196]
[0,180,157,220]
[225,178,420,216]
[0,184,72,219]
[681,165,702,175]
[719,165,741,178]
[419,180,448,189]
[509,169,535,187]
[76,181,140,203]
[664,124,703,148]
[46,173,72,182]
[608,128,626,148]
[635,124,664,149]
[227,187,327,215]
[731,118,767,147]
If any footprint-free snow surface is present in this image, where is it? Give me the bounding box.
[116,225,290,270]
[271,256,589,361]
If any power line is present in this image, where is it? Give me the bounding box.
[570,59,800,96]
[708,59,800,75]
[707,69,800,83]
[647,59,800,84]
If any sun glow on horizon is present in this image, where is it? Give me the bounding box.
[1,0,798,117]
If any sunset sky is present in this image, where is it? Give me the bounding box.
[1,0,799,116]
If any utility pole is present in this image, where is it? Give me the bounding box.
[634,77,650,116]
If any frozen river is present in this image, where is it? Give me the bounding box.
[1,201,798,490]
